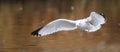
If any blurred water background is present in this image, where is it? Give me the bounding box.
[0,0,120,52]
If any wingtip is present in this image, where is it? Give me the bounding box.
[31,30,41,37]
[31,31,41,37]
[31,27,44,37]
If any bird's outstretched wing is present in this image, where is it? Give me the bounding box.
[32,19,77,36]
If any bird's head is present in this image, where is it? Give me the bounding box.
[99,13,106,21]
[90,12,107,21]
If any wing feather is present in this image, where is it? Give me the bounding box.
[38,19,77,36]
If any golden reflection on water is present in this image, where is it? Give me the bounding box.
[0,0,120,52]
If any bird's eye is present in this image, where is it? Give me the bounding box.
[99,13,104,16]
[99,13,106,20]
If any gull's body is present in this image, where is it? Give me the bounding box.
[31,12,106,36]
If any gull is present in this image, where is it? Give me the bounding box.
[31,12,106,37]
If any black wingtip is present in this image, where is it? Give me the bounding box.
[31,27,43,37]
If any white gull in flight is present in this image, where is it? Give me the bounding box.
[31,12,106,37]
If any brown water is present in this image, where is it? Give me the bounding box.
[0,0,120,52]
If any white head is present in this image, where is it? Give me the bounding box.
[90,11,106,20]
